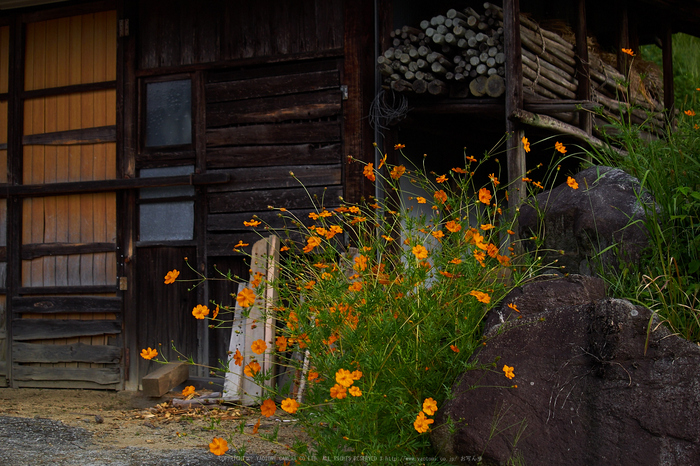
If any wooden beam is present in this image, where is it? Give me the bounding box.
[19,285,117,295]
[12,366,120,385]
[21,80,116,100]
[141,362,190,397]
[12,296,121,314]
[1,172,229,198]
[13,342,121,364]
[23,125,116,146]
[13,319,121,341]
[21,242,116,260]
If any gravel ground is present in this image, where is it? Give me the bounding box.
[0,416,290,466]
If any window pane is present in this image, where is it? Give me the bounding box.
[145,79,192,147]
[139,201,194,241]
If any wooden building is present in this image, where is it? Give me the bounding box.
[0,0,696,391]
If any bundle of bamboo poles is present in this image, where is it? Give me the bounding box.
[379,2,666,133]
[378,5,507,98]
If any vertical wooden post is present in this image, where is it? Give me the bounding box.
[6,13,24,388]
[575,0,592,139]
[662,24,674,119]
[503,0,525,212]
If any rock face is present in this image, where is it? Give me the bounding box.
[518,166,654,275]
[431,277,700,465]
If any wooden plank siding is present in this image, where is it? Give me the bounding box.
[204,60,344,257]
[0,24,8,385]
[13,9,121,389]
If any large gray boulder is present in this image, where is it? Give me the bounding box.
[431,277,700,465]
[518,166,654,275]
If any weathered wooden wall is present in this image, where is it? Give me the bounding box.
[205,59,344,256]
[137,0,344,69]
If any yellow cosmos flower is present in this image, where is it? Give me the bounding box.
[192,304,210,320]
[164,269,179,284]
[236,288,256,308]
[209,437,229,456]
[140,347,158,360]
[260,398,276,417]
[281,398,299,414]
[422,397,438,416]
[251,339,267,355]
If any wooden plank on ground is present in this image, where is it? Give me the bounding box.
[13,319,121,340]
[12,365,120,384]
[12,342,121,363]
[141,362,189,397]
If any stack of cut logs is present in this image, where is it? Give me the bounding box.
[378,3,507,98]
[379,2,665,132]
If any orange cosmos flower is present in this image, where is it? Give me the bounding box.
[390,165,406,180]
[335,368,355,387]
[394,143,405,150]
[281,398,299,414]
[348,281,363,292]
[243,219,261,227]
[555,141,567,154]
[449,258,462,264]
[478,188,492,204]
[276,336,288,352]
[307,370,319,382]
[470,290,491,303]
[481,224,494,230]
[567,176,579,189]
[251,339,267,355]
[452,167,467,174]
[685,109,696,116]
[260,398,276,417]
[354,255,368,271]
[414,411,434,433]
[436,174,448,183]
[503,364,515,379]
[445,220,462,233]
[349,386,362,397]
[363,163,376,181]
[244,361,261,377]
[466,155,477,163]
[621,48,635,56]
[422,397,438,416]
[450,344,460,353]
[233,349,243,366]
[164,269,179,284]
[412,245,429,260]
[236,288,256,308]
[488,173,500,185]
[209,437,229,456]
[434,190,447,204]
[303,236,322,253]
[182,385,195,397]
[507,303,520,313]
[330,384,347,399]
[416,197,427,204]
[522,136,531,153]
[140,347,158,360]
[192,304,210,320]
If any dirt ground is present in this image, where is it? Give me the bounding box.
[0,387,308,464]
